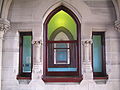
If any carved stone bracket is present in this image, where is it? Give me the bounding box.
[0,18,10,33]
[0,19,10,40]
[115,19,120,32]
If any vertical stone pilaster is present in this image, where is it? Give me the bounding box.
[32,40,42,80]
[82,39,93,80]
[0,18,10,90]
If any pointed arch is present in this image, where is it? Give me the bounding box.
[1,0,13,18]
[42,1,83,24]
[112,0,120,20]
[44,5,80,26]
[49,27,74,41]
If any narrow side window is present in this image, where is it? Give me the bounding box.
[17,32,33,79]
[92,32,108,79]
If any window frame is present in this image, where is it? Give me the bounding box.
[17,32,33,80]
[92,32,108,79]
[42,6,82,82]
[54,43,70,64]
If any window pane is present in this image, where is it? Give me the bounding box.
[56,49,67,62]
[56,43,67,48]
[48,68,77,72]
[93,35,102,72]
[23,36,32,73]
[54,43,69,64]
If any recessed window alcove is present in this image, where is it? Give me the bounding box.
[42,5,82,82]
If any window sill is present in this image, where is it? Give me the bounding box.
[16,75,31,84]
[93,75,108,84]
[42,76,83,82]
[17,75,31,80]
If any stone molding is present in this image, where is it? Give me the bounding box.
[115,19,120,32]
[0,18,10,33]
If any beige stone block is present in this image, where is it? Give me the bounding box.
[108,65,120,79]
[2,52,19,67]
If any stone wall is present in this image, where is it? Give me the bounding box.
[1,0,120,90]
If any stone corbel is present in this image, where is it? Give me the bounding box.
[115,19,120,32]
[0,18,10,33]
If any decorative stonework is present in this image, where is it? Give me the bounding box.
[115,20,120,31]
[32,40,42,76]
[82,39,93,80]
[0,19,10,89]
[82,39,92,62]
[32,40,41,45]
[0,18,10,33]
[82,39,93,47]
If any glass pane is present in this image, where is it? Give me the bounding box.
[56,49,67,62]
[23,36,32,73]
[93,35,102,72]
[54,43,69,64]
[56,43,67,48]
[48,68,77,72]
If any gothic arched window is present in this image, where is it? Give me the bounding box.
[43,6,82,82]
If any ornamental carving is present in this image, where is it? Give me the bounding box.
[82,39,93,47]
[32,41,41,45]
[0,19,10,32]
[115,20,120,32]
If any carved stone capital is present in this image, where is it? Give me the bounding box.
[32,40,41,45]
[0,18,10,33]
[115,19,120,32]
[82,39,93,47]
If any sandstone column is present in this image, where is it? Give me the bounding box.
[82,39,93,80]
[0,18,10,90]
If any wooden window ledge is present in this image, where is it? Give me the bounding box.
[93,75,108,84]
[42,76,83,83]
[16,75,31,84]
[17,75,31,80]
